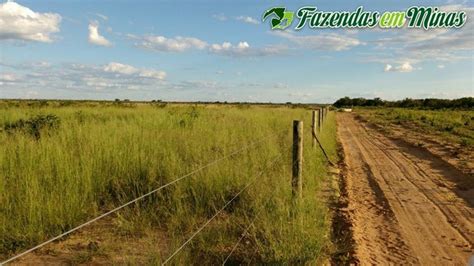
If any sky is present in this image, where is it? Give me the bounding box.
[0,0,473,103]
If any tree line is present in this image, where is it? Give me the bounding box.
[333,97,474,109]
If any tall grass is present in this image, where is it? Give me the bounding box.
[0,103,337,263]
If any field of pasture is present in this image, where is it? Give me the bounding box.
[0,101,338,264]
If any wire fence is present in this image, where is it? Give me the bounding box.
[0,131,283,265]
[1,109,334,265]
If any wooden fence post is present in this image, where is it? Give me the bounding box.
[292,120,303,200]
[318,108,323,132]
[311,110,318,147]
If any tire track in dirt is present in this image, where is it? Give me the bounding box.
[337,113,473,265]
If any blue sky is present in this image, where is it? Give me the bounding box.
[0,0,473,103]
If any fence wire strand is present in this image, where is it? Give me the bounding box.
[222,145,296,265]
[1,132,282,265]
[308,124,336,167]
[161,154,284,265]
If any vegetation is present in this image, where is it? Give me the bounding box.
[334,97,474,109]
[357,108,474,147]
[0,101,337,264]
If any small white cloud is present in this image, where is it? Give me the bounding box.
[384,62,415,73]
[210,41,249,54]
[95,13,108,21]
[0,73,18,82]
[103,62,166,80]
[0,1,61,42]
[137,35,207,52]
[88,21,112,47]
[104,62,138,75]
[212,13,227,21]
[437,64,446,69]
[209,41,285,57]
[138,69,167,80]
[235,16,259,25]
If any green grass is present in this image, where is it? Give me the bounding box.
[0,102,337,264]
[357,108,474,147]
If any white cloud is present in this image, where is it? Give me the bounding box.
[209,41,286,57]
[0,73,18,82]
[131,33,285,56]
[95,13,108,21]
[272,31,362,51]
[235,16,259,25]
[88,21,112,47]
[103,62,166,80]
[212,13,227,21]
[384,62,414,73]
[438,64,446,69]
[138,69,167,80]
[104,62,138,75]
[0,1,61,42]
[136,35,207,52]
[210,41,249,53]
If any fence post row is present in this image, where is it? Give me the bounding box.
[292,120,303,200]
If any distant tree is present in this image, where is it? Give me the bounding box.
[333,97,473,109]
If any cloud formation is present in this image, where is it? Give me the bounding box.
[0,61,166,95]
[209,41,286,57]
[88,21,112,47]
[272,31,362,51]
[0,1,61,42]
[136,35,207,52]
[384,62,414,73]
[103,62,166,80]
[212,13,227,21]
[132,34,285,57]
[235,16,259,24]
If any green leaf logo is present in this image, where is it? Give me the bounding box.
[262,7,294,30]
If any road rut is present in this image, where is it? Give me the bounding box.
[337,113,473,265]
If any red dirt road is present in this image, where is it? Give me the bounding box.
[337,113,473,265]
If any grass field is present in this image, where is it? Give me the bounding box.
[357,108,474,147]
[0,101,337,264]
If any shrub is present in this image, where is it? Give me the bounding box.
[4,114,61,140]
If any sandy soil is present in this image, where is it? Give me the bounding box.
[6,218,170,265]
[337,113,473,265]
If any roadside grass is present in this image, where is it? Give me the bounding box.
[0,102,337,264]
[357,108,474,147]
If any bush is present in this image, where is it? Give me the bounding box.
[4,114,61,139]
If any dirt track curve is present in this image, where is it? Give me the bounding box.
[337,113,473,265]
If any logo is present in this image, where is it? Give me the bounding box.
[262,7,294,30]
[262,6,467,30]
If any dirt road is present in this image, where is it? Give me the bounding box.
[337,113,473,265]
